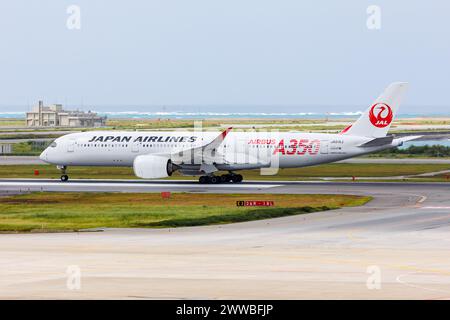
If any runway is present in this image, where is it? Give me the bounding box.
[3,155,450,165]
[0,179,450,299]
[0,178,283,193]
[1,178,449,195]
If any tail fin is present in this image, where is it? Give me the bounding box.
[342,82,408,138]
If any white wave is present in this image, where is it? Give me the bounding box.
[92,111,363,116]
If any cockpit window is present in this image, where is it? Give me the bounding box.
[50,142,57,148]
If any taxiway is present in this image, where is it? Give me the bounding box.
[0,179,449,299]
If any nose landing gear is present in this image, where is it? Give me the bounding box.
[57,165,69,182]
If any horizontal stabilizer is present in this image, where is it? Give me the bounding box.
[395,131,450,142]
[358,135,394,147]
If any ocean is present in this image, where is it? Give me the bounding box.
[0,109,448,120]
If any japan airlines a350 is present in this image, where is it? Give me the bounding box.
[40,82,420,183]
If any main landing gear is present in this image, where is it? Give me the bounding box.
[198,173,243,184]
[57,165,69,182]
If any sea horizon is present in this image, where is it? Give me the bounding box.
[0,105,449,120]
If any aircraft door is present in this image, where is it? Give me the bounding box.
[320,141,329,154]
[67,141,75,152]
[132,142,139,153]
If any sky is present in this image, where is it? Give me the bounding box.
[0,1,449,113]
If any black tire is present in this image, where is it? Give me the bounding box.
[60,175,69,182]
[231,174,243,183]
[210,176,220,184]
[220,174,229,183]
[199,176,208,184]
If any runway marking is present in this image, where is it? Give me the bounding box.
[420,206,450,210]
[0,181,281,189]
[396,273,450,296]
[417,195,427,204]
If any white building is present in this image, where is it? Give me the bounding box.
[26,101,106,127]
[0,143,12,154]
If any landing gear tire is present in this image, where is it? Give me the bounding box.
[210,176,220,184]
[57,165,68,182]
[199,174,242,184]
[231,174,243,183]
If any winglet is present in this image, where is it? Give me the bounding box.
[203,127,232,151]
[221,127,233,139]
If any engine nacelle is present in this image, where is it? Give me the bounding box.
[133,154,175,179]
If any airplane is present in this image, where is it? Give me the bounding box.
[40,82,419,183]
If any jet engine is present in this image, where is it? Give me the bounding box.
[133,154,176,179]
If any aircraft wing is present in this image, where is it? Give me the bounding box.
[169,128,233,173]
[181,126,232,155]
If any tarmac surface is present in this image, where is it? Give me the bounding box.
[1,179,450,299]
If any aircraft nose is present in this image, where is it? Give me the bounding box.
[39,150,48,162]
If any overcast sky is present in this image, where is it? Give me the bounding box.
[0,1,449,113]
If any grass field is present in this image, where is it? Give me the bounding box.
[0,192,370,232]
[3,117,450,131]
[0,119,24,127]
[1,163,449,180]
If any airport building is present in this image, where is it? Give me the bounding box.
[26,101,106,127]
[0,143,12,154]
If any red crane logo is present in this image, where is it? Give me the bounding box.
[369,103,393,128]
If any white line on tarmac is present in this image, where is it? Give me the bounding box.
[0,181,281,189]
[396,273,450,296]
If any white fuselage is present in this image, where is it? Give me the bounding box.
[38,83,410,179]
[40,130,398,174]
